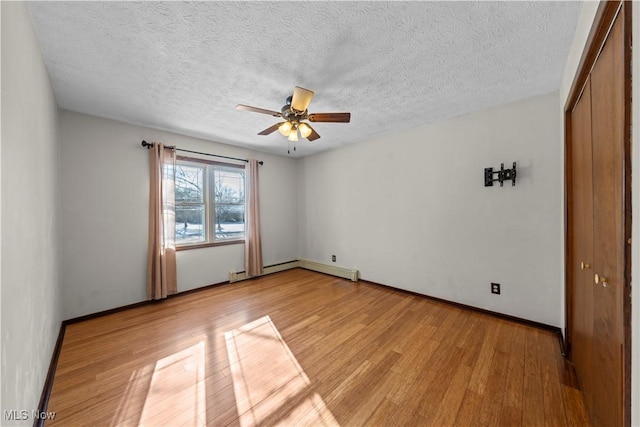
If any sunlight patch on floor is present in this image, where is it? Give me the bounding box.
[225,315,339,426]
[134,341,207,426]
[110,364,155,426]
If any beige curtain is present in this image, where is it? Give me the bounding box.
[147,142,177,299]
[245,159,263,277]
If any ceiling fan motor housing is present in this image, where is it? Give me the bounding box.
[281,104,307,122]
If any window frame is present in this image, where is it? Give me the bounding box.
[175,155,246,250]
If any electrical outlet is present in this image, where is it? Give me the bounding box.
[331,255,336,262]
[491,283,501,295]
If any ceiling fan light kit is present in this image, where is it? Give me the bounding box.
[298,122,312,138]
[291,86,314,112]
[235,86,351,153]
[287,126,299,142]
[278,121,292,136]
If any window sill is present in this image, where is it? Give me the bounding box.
[176,239,245,251]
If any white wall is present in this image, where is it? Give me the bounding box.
[58,111,298,319]
[298,92,562,326]
[560,1,600,104]
[1,2,62,425]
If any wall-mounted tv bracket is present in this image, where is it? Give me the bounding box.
[484,162,516,187]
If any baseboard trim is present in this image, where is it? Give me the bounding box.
[64,279,238,324]
[169,280,229,298]
[34,323,66,427]
[360,278,562,336]
[298,259,359,282]
[557,330,567,357]
[64,299,156,325]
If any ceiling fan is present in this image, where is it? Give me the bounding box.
[235,86,351,150]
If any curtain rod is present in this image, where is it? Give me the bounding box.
[141,140,263,165]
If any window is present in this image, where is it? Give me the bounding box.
[175,157,245,247]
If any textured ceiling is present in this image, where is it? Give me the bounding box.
[28,1,581,157]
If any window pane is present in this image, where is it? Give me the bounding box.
[214,168,245,240]
[176,205,205,244]
[214,169,245,204]
[215,204,245,240]
[176,165,204,203]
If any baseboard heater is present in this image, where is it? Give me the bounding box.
[229,259,359,283]
[229,260,299,283]
[297,259,359,282]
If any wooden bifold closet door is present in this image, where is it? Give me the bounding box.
[569,76,595,419]
[566,4,629,427]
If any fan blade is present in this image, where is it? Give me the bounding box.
[291,86,314,112]
[306,126,321,141]
[308,112,351,123]
[236,104,282,117]
[258,122,284,135]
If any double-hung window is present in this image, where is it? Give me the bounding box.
[175,156,246,248]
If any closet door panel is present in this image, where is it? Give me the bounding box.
[568,79,594,412]
[589,12,624,427]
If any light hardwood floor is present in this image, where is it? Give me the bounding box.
[46,268,590,426]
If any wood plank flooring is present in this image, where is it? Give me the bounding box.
[46,268,590,426]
